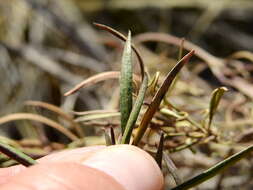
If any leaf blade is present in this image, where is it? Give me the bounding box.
[133,50,194,145]
[120,31,133,134]
[208,87,228,129]
[0,141,37,167]
[155,133,164,168]
[171,144,253,190]
[121,73,148,144]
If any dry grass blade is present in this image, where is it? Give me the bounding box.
[171,144,253,190]
[148,72,160,94]
[134,33,223,68]
[120,31,133,133]
[75,112,120,122]
[0,141,37,167]
[72,109,119,116]
[25,100,84,137]
[94,23,145,80]
[121,73,148,144]
[0,113,78,141]
[64,71,141,96]
[229,50,253,63]
[133,50,194,145]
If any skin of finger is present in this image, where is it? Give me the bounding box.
[0,146,105,185]
[82,145,164,190]
[0,145,164,190]
[0,163,126,190]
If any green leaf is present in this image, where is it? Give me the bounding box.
[133,50,195,145]
[0,141,37,167]
[120,31,133,134]
[121,73,148,144]
[208,87,228,129]
[171,144,253,190]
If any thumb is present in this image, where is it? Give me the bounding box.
[0,145,164,190]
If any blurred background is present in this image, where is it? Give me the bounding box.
[0,0,253,189]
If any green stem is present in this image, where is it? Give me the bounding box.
[0,141,37,167]
[171,144,253,190]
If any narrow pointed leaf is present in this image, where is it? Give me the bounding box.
[208,87,228,129]
[133,50,194,145]
[0,141,37,167]
[110,127,116,145]
[120,31,133,134]
[104,127,116,145]
[121,73,148,144]
[155,133,164,168]
[163,152,182,185]
[172,144,253,190]
[148,72,160,94]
